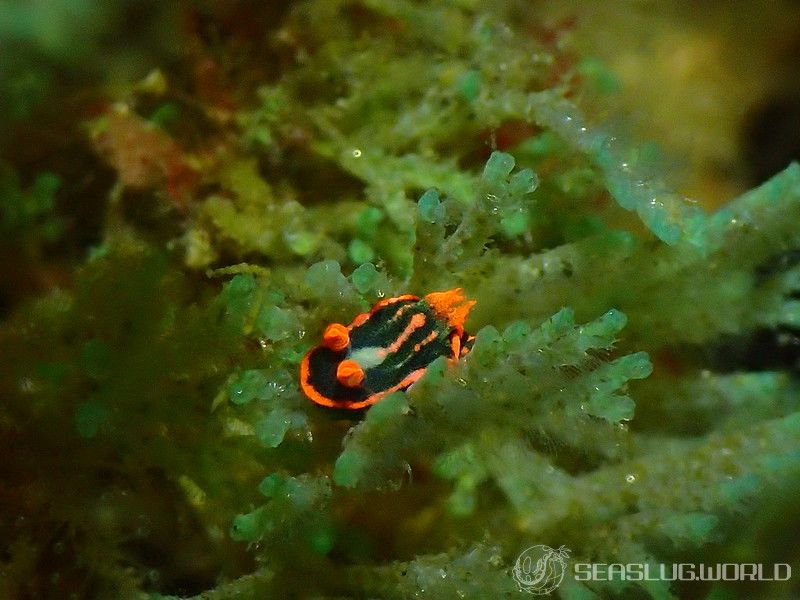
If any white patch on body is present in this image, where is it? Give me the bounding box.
[348,346,387,370]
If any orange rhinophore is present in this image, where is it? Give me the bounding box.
[322,323,350,351]
[300,289,476,410]
[336,359,365,388]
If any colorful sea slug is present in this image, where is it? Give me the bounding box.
[301,289,476,409]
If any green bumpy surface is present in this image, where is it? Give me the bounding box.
[1,1,799,599]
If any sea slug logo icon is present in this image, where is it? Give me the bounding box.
[512,544,570,595]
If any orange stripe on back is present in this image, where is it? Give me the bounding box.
[386,312,426,354]
[370,294,419,314]
[390,303,415,322]
[413,330,439,352]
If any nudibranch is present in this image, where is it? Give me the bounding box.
[300,288,476,409]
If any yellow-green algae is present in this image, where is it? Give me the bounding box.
[1,1,800,599]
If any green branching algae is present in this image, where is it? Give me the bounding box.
[1,1,799,599]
